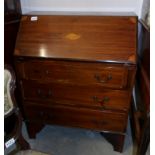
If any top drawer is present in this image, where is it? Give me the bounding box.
[15,59,128,89]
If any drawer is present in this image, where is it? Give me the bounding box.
[23,103,128,133]
[15,59,128,89]
[21,80,130,111]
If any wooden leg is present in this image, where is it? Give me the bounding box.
[25,122,45,139]
[100,132,125,153]
[17,133,30,150]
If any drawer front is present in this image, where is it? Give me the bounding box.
[24,103,128,133]
[21,80,130,111]
[15,59,128,89]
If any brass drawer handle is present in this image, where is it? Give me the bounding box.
[94,74,112,83]
[92,96,110,110]
[92,96,110,104]
[37,89,52,99]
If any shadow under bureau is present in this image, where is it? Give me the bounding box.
[14,14,137,152]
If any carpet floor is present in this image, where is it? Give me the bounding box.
[22,120,138,155]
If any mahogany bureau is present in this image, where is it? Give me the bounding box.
[14,14,137,152]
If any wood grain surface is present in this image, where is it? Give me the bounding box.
[15,15,137,63]
[23,103,128,133]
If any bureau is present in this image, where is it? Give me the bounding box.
[14,14,137,152]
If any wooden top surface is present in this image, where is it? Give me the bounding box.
[15,15,137,63]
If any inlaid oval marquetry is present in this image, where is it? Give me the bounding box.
[65,33,81,40]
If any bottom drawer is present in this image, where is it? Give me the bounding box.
[24,103,128,133]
